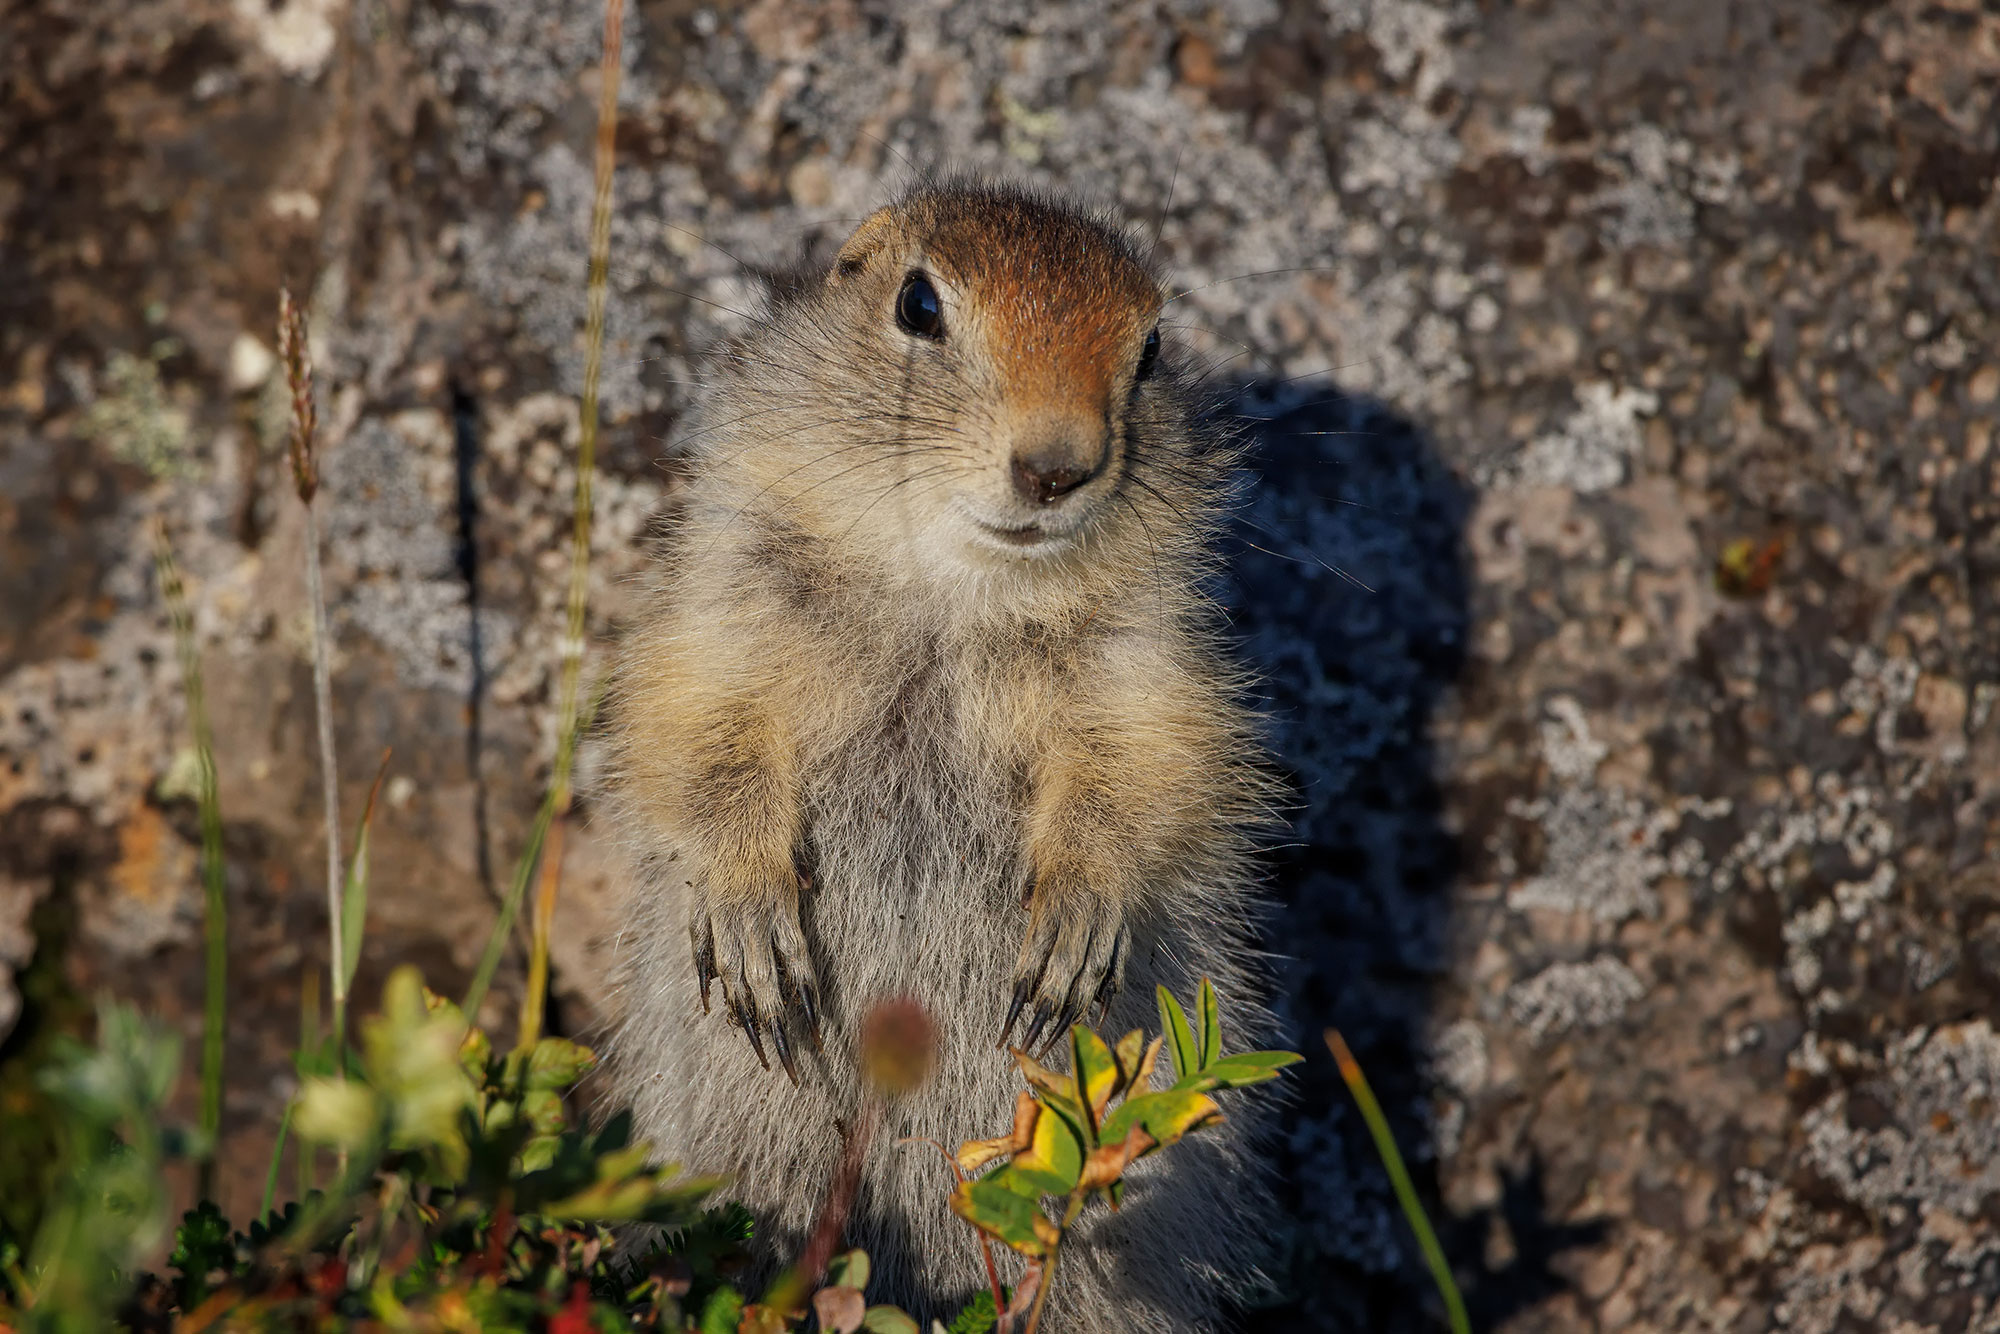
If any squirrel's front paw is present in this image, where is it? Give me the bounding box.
[997,884,1129,1055]
[691,882,820,1083]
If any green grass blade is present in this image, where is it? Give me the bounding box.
[154,523,227,1202]
[261,1098,295,1223]
[1325,1030,1469,1334]
[299,967,318,1200]
[515,0,623,1051]
[462,676,609,1028]
[340,752,393,997]
[461,790,557,1025]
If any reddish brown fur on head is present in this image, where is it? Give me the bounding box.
[893,192,1160,420]
[828,185,1165,524]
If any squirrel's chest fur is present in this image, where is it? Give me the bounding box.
[801,647,1030,1006]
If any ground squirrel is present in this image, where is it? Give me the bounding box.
[604,182,1280,1331]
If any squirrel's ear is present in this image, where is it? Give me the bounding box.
[828,207,898,285]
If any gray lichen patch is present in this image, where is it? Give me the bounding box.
[1505,955,1646,1042]
[1803,1021,2000,1219]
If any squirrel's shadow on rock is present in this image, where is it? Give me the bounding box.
[1216,377,1597,1331]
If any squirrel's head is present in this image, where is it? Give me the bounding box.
[706,183,1222,605]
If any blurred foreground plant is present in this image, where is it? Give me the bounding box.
[0,971,756,1332]
[0,978,987,1333]
[1,1004,189,1334]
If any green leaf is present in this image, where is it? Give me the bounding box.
[169,1201,234,1307]
[1070,1026,1119,1130]
[259,1097,294,1223]
[523,1036,598,1092]
[1156,986,1198,1084]
[1173,1050,1305,1093]
[1097,1090,1222,1157]
[517,1134,560,1173]
[520,1086,566,1136]
[983,1162,1044,1199]
[861,1306,922,1333]
[949,1177,1057,1257]
[1329,1029,1470,1334]
[827,1248,871,1290]
[523,1143,723,1223]
[946,1289,999,1334]
[1196,978,1220,1070]
[41,1002,181,1124]
[697,1286,745,1334]
[293,1077,381,1150]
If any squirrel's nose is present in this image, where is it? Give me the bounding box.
[1010,446,1099,505]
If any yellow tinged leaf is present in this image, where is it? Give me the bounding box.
[1072,1026,1119,1125]
[826,1249,871,1291]
[950,1178,1052,1257]
[1112,1029,1145,1095]
[1009,1088,1039,1152]
[1011,1048,1077,1103]
[1011,1093,1083,1194]
[956,1135,1015,1175]
[1098,1089,1223,1155]
[959,1088,1041,1173]
[1130,1034,1165,1094]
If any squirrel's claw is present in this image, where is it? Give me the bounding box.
[769,1019,800,1084]
[795,981,824,1051]
[1090,932,1124,1025]
[731,991,771,1072]
[691,921,719,1015]
[1039,993,1087,1059]
[997,978,1033,1050]
[1007,890,1130,1058]
[697,893,820,1077]
[1020,998,1059,1054]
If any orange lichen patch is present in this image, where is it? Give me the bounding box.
[0,755,34,810]
[109,802,196,905]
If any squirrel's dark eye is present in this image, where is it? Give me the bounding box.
[1135,326,1161,382]
[896,272,945,339]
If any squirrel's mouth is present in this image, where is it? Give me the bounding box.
[975,521,1049,548]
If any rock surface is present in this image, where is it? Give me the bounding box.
[2,0,1996,1329]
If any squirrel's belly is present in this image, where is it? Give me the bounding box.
[798,740,1025,1049]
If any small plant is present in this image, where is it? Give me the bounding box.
[152,523,228,1202]
[2,1002,188,1334]
[945,980,1302,1333]
[0,977,967,1332]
